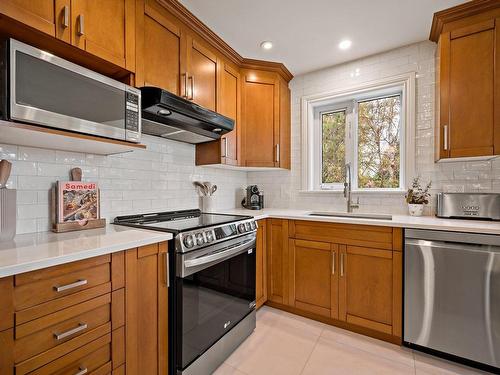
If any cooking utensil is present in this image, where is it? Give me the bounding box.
[210,185,217,196]
[0,160,12,188]
[193,181,208,196]
[70,167,82,182]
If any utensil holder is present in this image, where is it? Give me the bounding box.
[0,189,16,241]
[201,196,215,213]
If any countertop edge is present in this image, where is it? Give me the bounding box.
[0,228,172,278]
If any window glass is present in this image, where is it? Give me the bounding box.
[357,95,401,188]
[321,110,346,184]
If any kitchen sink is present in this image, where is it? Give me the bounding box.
[308,212,393,220]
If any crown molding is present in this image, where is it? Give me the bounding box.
[429,0,500,42]
[157,0,294,82]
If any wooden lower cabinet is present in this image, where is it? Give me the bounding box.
[266,219,289,305]
[125,242,168,375]
[289,239,338,319]
[339,245,397,335]
[0,241,169,374]
[267,219,403,343]
[255,219,267,308]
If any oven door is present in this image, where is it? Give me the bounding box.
[7,39,141,142]
[176,233,256,371]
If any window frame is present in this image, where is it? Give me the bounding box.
[301,72,416,194]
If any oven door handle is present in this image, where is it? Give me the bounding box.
[184,238,256,268]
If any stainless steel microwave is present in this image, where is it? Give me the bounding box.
[0,39,141,143]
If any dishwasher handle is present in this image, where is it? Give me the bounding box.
[405,238,500,254]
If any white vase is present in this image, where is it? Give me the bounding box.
[408,203,424,217]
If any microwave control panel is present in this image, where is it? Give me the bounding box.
[125,91,141,142]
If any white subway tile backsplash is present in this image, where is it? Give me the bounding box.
[0,144,18,160]
[248,40,500,211]
[18,147,55,162]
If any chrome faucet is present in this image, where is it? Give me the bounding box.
[344,163,359,213]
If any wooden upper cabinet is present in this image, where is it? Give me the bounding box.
[219,62,240,165]
[0,0,59,37]
[186,35,218,110]
[138,0,184,94]
[339,245,394,335]
[432,2,500,160]
[71,0,135,70]
[289,239,338,319]
[241,70,280,167]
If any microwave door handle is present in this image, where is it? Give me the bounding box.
[184,238,256,268]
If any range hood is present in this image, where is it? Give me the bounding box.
[140,87,234,144]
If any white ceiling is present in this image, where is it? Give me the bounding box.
[180,0,466,75]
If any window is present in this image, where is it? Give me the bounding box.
[302,73,415,193]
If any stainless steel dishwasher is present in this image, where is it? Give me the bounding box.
[404,229,500,370]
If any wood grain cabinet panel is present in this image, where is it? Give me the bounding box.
[125,242,168,375]
[0,0,59,37]
[339,246,394,335]
[255,219,267,308]
[433,3,500,160]
[71,0,135,70]
[289,239,338,319]
[139,0,184,94]
[266,219,289,305]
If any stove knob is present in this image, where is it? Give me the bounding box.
[196,233,205,245]
[250,221,256,230]
[205,231,214,243]
[245,222,251,231]
[183,235,195,249]
[238,223,246,233]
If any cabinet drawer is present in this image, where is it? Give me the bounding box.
[15,263,111,310]
[27,334,111,375]
[289,220,394,250]
[15,294,112,363]
[15,324,111,375]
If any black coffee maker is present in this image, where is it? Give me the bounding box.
[242,185,264,210]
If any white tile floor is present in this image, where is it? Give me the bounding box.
[213,306,494,375]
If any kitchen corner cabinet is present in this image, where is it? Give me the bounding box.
[241,70,291,168]
[0,0,136,71]
[256,219,267,308]
[125,242,168,375]
[433,3,500,160]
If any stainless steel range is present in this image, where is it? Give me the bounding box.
[114,209,257,375]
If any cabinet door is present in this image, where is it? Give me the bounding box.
[266,219,289,305]
[0,0,58,38]
[289,239,338,319]
[219,62,240,165]
[241,70,280,167]
[438,21,495,158]
[339,245,394,335]
[125,242,168,375]
[71,0,135,70]
[186,36,217,110]
[255,219,267,308]
[278,78,291,169]
[140,1,183,94]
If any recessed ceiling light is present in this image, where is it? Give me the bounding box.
[338,39,352,50]
[260,41,273,50]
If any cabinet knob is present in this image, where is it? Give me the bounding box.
[62,5,69,28]
[77,14,85,36]
[443,124,449,151]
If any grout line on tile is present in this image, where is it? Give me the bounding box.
[298,326,324,375]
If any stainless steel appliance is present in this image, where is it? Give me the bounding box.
[436,192,500,220]
[140,87,234,144]
[114,209,257,375]
[0,39,141,143]
[404,229,500,372]
[242,185,264,210]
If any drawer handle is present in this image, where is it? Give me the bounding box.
[75,367,88,375]
[54,279,88,292]
[54,323,88,341]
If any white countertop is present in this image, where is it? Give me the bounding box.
[216,208,500,235]
[0,225,172,278]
